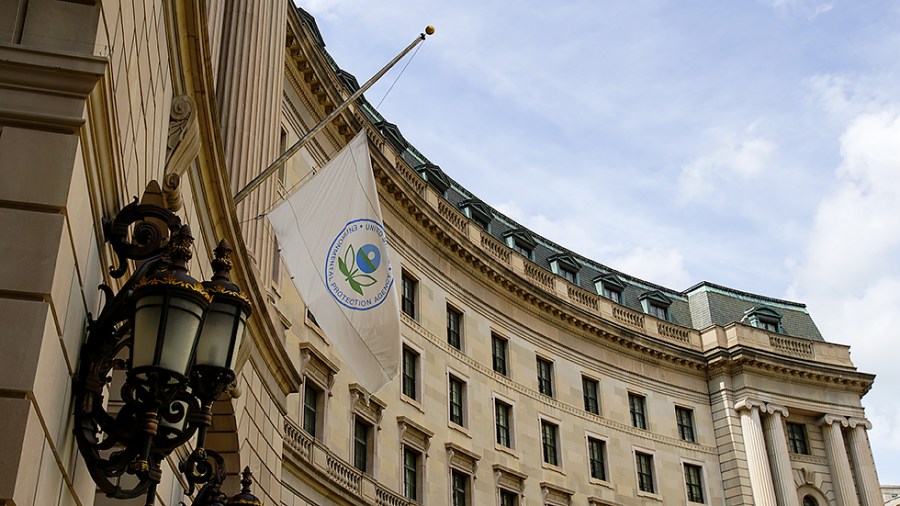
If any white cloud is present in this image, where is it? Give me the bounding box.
[609,247,693,290]
[794,108,900,482]
[798,110,900,292]
[678,126,775,201]
[763,0,835,20]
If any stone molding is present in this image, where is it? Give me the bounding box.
[847,417,872,430]
[0,44,106,133]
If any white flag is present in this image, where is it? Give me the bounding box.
[268,131,400,393]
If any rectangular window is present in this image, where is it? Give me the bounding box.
[582,376,600,414]
[495,400,512,448]
[402,346,418,401]
[500,489,518,506]
[512,241,532,260]
[353,418,372,472]
[541,420,559,466]
[449,376,465,426]
[676,406,696,442]
[302,382,320,437]
[588,437,607,481]
[684,463,705,503]
[403,446,420,500]
[559,267,576,283]
[648,303,668,320]
[447,305,462,349]
[787,422,810,455]
[759,320,778,332]
[603,287,621,304]
[536,357,554,397]
[635,452,655,493]
[629,393,648,430]
[492,334,508,376]
[401,272,417,318]
[272,240,281,285]
[451,469,469,506]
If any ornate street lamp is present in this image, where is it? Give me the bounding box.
[73,182,260,505]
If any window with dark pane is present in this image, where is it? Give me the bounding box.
[536,357,553,397]
[676,406,696,442]
[684,463,705,503]
[302,381,320,437]
[402,445,420,501]
[451,469,468,506]
[401,272,416,318]
[447,305,462,349]
[635,452,655,493]
[492,334,508,376]
[402,346,418,400]
[588,437,607,481]
[787,422,810,455]
[353,418,372,473]
[449,376,465,426]
[495,400,512,448]
[541,420,559,466]
[629,393,647,430]
[500,489,518,506]
[583,376,600,414]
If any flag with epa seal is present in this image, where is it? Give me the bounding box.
[268,131,400,393]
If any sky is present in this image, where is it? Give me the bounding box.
[298,0,900,483]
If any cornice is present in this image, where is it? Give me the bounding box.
[370,144,876,394]
[704,346,874,394]
[374,154,710,371]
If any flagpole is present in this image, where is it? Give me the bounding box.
[233,26,435,205]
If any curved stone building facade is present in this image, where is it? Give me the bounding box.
[0,1,881,506]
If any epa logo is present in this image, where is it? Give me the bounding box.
[325,219,393,311]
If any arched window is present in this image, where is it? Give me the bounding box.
[803,496,819,506]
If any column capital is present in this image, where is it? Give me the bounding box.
[819,414,849,427]
[847,417,872,430]
[765,403,789,417]
[735,398,767,413]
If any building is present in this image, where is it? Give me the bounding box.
[0,1,883,506]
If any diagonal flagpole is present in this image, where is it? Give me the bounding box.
[233,26,435,205]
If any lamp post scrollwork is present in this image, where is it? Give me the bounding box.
[73,181,260,505]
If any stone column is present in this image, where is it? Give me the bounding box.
[846,418,882,506]
[215,0,286,280]
[762,404,800,506]
[819,415,860,506]
[736,399,777,506]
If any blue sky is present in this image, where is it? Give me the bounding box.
[299,0,900,483]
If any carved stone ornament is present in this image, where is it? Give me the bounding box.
[163,94,201,211]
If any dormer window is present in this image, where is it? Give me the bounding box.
[415,163,451,198]
[459,199,492,232]
[549,254,579,284]
[594,273,625,304]
[744,307,783,334]
[639,290,672,322]
[504,229,536,261]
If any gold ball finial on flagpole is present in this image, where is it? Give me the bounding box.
[425,25,435,36]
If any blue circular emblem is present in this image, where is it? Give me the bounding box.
[324,219,393,311]
[356,244,381,274]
